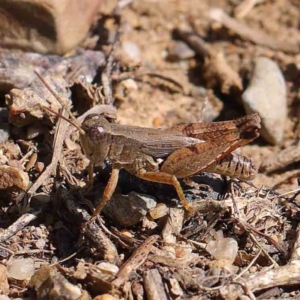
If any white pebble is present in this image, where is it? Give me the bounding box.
[242,57,287,144]
[206,231,238,264]
[7,258,35,280]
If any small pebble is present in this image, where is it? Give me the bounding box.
[35,161,45,173]
[0,107,9,142]
[36,238,46,249]
[242,57,287,144]
[0,125,9,143]
[167,41,195,62]
[26,123,45,139]
[206,231,238,264]
[122,41,141,62]
[96,262,119,275]
[7,258,35,280]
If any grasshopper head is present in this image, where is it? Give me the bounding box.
[80,114,112,167]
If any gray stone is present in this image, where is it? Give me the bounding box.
[0,126,9,143]
[167,41,195,61]
[103,192,157,227]
[0,108,9,142]
[242,57,287,145]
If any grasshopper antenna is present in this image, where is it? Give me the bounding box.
[42,105,85,134]
[34,71,85,136]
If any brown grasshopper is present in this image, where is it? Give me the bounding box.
[35,73,261,223]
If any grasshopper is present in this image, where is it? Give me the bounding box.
[35,73,261,223]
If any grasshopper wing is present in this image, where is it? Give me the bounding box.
[165,113,261,142]
[161,114,261,178]
[111,124,202,158]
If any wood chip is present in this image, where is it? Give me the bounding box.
[144,269,168,300]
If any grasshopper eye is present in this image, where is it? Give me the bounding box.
[89,125,108,142]
[96,126,105,134]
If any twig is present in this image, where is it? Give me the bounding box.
[50,249,82,266]
[209,8,299,54]
[248,233,278,267]
[112,235,159,287]
[236,219,284,253]
[101,34,121,105]
[57,186,120,265]
[271,169,300,190]
[176,28,242,93]
[80,206,120,265]
[0,211,41,243]
[27,108,69,196]
[234,0,265,19]
[280,187,300,197]
[234,249,262,280]
[246,224,300,292]
[260,143,300,173]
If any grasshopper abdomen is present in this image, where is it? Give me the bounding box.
[205,153,257,180]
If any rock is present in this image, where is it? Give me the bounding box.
[0,0,103,54]
[0,50,105,92]
[242,57,287,144]
[103,192,157,227]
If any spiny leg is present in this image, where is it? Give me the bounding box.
[86,168,120,225]
[84,162,94,192]
[137,171,195,214]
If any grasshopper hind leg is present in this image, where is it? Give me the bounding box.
[136,170,196,214]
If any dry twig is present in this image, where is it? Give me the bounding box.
[27,109,69,196]
[260,143,300,173]
[234,0,265,19]
[176,28,242,93]
[0,211,41,243]
[112,235,159,287]
[210,8,299,54]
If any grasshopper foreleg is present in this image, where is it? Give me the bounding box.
[86,168,120,225]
